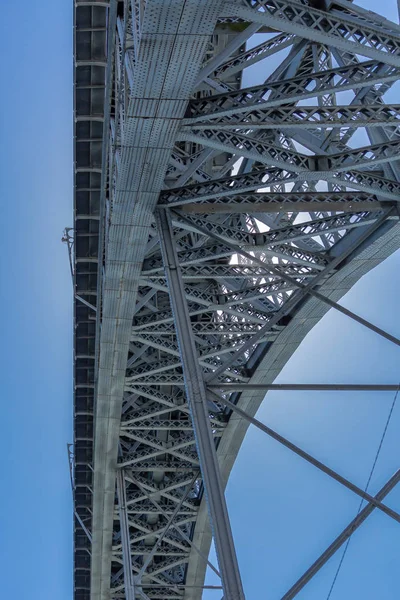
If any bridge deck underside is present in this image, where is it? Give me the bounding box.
[72,1,400,599]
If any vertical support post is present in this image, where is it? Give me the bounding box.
[156,208,245,600]
[116,469,136,600]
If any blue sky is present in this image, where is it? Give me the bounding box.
[0,1,399,599]
[0,1,73,598]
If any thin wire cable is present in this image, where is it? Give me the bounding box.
[326,385,400,600]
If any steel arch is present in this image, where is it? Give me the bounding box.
[72,2,400,600]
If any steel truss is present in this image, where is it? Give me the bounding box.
[72,2,400,600]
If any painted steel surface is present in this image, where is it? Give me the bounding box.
[72,2,400,599]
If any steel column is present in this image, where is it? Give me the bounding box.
[116,470,136,600]
[155,208,245,600]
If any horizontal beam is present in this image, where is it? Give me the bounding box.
[208,384,400,392]
[161,165,400,204]
[182,104,400,130]
[209,391,400,524]
[178,129,312,173]
[177,211,375,251]
[187,61,400,121]
[180,192,386,214]
[143,239,328,274]
[138,584,223,589]
[179,129,400,175]
[141,263,318,282]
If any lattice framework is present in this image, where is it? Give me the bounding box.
[72,2,400,600]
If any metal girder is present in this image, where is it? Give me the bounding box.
[133,474,198,582]
[87,1,223,600]
[143,239,329,273]
[155,209,245,600]
[222,0,400,67]
[182,104,400,130]
[179,191,386,214]
[161,166,297,205]
[187,60,400,120]
[156,209,393,386]
[194,21,261,87]
[208,32,296,82]
[178,129,400,175]
[142,262,318,281]
[136,279,290,317]
[130,475,221,579]
[131,302,272,330]
[116,471,136,600]
[178,211,377,248]
[178,128,315,172]
[329,169,400,200]
[321,138,400,172]
[331,0,400,32]
[160,165,400,205]
[208,383,400,392]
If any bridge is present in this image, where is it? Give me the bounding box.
[72,1,400,599]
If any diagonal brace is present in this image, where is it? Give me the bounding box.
[174,211,400,367]
[116,470,136,600]
[135,473,199,580]
[155,208,245,600]
[208,390,400,525]
[133,475,221,580]
[280,470,400,599]
[177,208,397,382]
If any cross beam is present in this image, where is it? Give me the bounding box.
[182,104,400,130]
[180,196,386,215]
[174,211,400,364]
[187,61,400,121]
[209,384,400,392]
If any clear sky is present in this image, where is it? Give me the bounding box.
[0,1,399,600]
[0,1,73,598]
